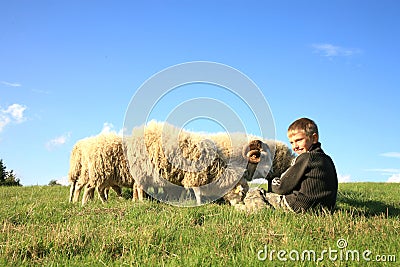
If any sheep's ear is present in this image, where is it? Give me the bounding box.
[247,150,261,163]
[248,139,263,151]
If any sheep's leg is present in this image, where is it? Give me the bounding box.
[132,183,138,201]
[82,184,95,206]
[192,187,202,205]
[137,184,144,201]
[133,183,144,201]
[104,187,110,200]
[73,183,85,203]
[97,185,108,203]
[88,186,95,200]
[69,181,76,203]
[179,187,190,201]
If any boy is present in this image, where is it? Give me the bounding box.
[241,118,338,213]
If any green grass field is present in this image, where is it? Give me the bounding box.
[1,183,399,266]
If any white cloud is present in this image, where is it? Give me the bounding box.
[100,122,114,134]
[312,43,361,57]
[387,173,400,183]
[366,168,400,184]
[368,153,400,182]
[5,104,26,123]
[46,132,71,151]
[338,174,351,183]
[100,122,123,136]
[380,152,400,159]
[1,81,21,87]
[0,103,27,132]
[366,168,400,174]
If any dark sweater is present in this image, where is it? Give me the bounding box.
[271,142,338,212]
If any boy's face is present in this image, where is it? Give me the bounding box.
[288,130,318,155]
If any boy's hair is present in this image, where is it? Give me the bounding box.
[288,118,318,137]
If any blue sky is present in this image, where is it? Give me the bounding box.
[1,0,399,185]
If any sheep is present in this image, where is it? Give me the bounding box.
[68,133,130,205]
[68,136,121,203]
[123,121,275,206]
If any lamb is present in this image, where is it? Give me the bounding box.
[123,121,275,206]
[68,133,130,205]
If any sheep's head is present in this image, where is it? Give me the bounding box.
[243,140,263,164]
[242,140,273,181]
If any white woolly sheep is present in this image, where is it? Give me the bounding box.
[68,136,121,203]
[68,133,131,205]
[123,121,275,206]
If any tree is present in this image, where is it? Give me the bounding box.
[0,159,22,186]
[48,179,61,186]
[0,159,7,183]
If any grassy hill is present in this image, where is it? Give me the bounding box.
[0,183,399,266]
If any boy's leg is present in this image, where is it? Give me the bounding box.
[242,187,271,212]
[237,187,294,212]
[263,192,294,212]
[262,192,282,209]
[233,187,272,212]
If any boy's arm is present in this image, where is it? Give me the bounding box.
[271,153,309,195]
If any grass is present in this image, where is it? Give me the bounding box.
[0,183,399,266]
